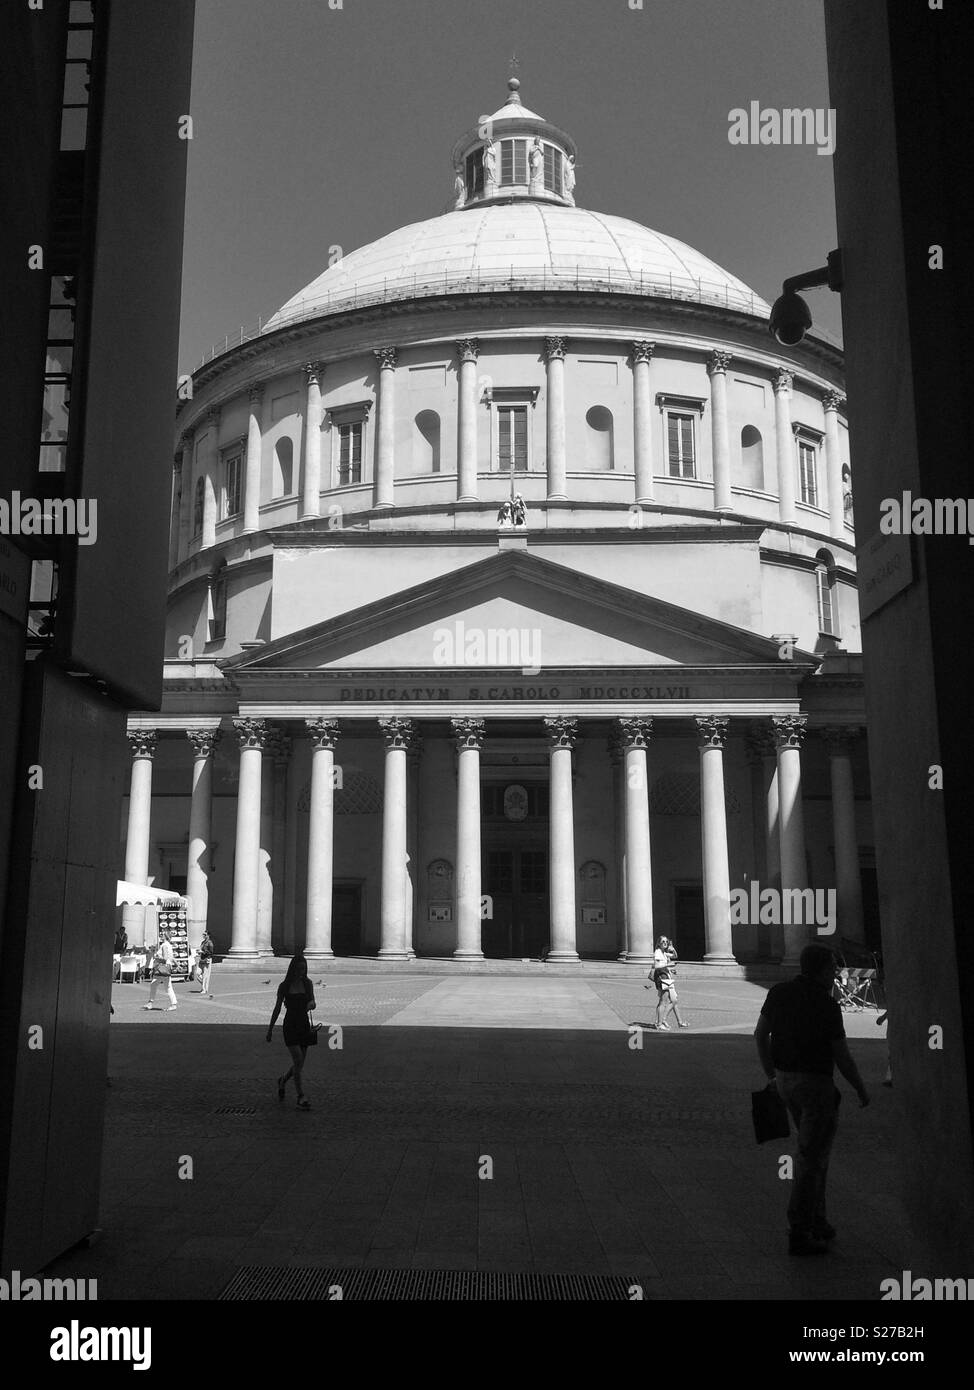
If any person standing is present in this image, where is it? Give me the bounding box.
[754,943,870,1255]
[650,935,688,1029]
[196,931,214,996]
[266,954,316,1110]
[143,930,178,1012]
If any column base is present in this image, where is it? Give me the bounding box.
[545,950,580,962]
[453,949,484,960]
[703,952,738,966]
[374,501,395,511]
[227,948,262,960]
[377,948,410,960]
[634,493,655,506]
[546,492,568,502]
[624,951,654,965]
[457,493,479,503]
[303,950,335,960]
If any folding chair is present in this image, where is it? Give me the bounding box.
[118,954,141,983]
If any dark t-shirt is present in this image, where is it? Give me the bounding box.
[760,976,845,1074]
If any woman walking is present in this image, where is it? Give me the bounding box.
[651,935,689,1029]
[266,954,316,1109]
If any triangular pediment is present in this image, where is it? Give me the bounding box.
[220,551,815,673]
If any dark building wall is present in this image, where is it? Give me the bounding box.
[825,0,974,1266]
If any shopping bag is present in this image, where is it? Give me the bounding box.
[751,1083,790,1143]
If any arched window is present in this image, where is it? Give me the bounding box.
[193,477,205,535]
[739,425,764,488]
[273,437,293,497]
[208,563,227,642]
[414,410,441,473]
[585,406,614,470]
[815,550,837,636]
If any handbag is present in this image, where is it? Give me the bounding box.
[751,1083,790,1143]
[306,1007,321,1046]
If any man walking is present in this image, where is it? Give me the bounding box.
[144,929,178,1011]
[754,943,870,1255]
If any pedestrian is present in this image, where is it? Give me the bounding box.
[649,935,688,1029]
[196,931,214,996]
[754,943,870,1256]
[114,924,128,955]
[143,930,178,1011]
[266,954,316,1109]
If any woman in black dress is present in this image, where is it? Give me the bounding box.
[266,954,316,1109]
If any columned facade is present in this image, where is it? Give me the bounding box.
[453,718,485,959]
[707,351,733,512]
[773,369,796,525]
[773,714,809,966]
[373,347,398,509]
[618,717,653,963]
[631,340,655,503]
[305,718,338,959]
[122,730,157,945]
[545,717,579,962]
[229,718,265,959]
[456,339,479,501]
[544,337,568,500]
[378,716,413,959]
[696,716,734,964]
[301,362,323,518]
[185,727,219,949]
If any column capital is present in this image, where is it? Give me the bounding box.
[373,346,399,371]
[744,722,777,762]
[616,716,653,750]
[696,715,729,750]
[247,383,264,406]
[630,339,656,365]
[127,729,157,759]
[303,361,324,385]
[233,717,267,751]
[544,335,568,362]
[772,368,794,394]
[707,349,733,375]
[451,717,485,752]
[822,724,862,757]
[186,727,221,758]
[772,714,808,750]
[544,716,578,750]
[455,338,480,363]
[821,388,845,412]
[378,716,415,750]
[304,717,339,751]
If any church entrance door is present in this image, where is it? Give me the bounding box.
[483,846,549,959]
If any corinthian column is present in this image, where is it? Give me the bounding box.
[201,408,220,549]
[122,730,157,947]
[305,719,339,959]
[823,726,865,944]
[708,350,733,511]
[617,717,654,963]
[545,717,579,962]
[257,727,279,956]
[544,337,568,501]
[773,370,796,525]
[456,339,480,501]
[243,384,264,532]
[773,715,809,966]
[301,363,324,519]
[378,717,414,959]
[697,716,735,965]
[229,718,266,958]
[373,347,398,509]
[746,723,780,960]
[822,390,846,540]
[631,341,655,503]
[185,727,220,951]
[452,718,485,959]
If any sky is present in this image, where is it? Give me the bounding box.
[178,0,840,375]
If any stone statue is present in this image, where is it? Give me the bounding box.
[512,493,526,527]
[453,166,465,208]
[483,140,496,187]
[496,499,513,526]
[563,155,576,204]
[529,137,544,192]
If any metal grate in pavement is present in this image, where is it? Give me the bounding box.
[219,1267,644,1301]
[213,1106,257,1115]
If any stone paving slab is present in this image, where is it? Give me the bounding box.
[37,972,904,1301]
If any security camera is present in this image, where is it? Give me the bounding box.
[768,250,843,345]
[769,290,813,346]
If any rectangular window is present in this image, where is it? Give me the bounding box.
[543,145,563,194]
[667,412,695,478]
[500,139,528,185]
[338,422,363,485]
[465,148,484,197]
[817,566,835,635]
[497,406,528,471]
[799,441,818,506]
[223,454,242,518]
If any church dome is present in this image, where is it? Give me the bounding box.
[264,203,770,328]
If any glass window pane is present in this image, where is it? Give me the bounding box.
[48,307,75,340]
[66,27,93,59]
[63,61,90,107]
[45,343,73,375]
[38,442,67,473]
[69,1,95,21]
[59,106,87,150]
[41,380,70,441]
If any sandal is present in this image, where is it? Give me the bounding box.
[296,1096,311,1110]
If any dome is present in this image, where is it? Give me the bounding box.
[264,202,771,329]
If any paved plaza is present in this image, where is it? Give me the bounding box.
[46,967,909,1300]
